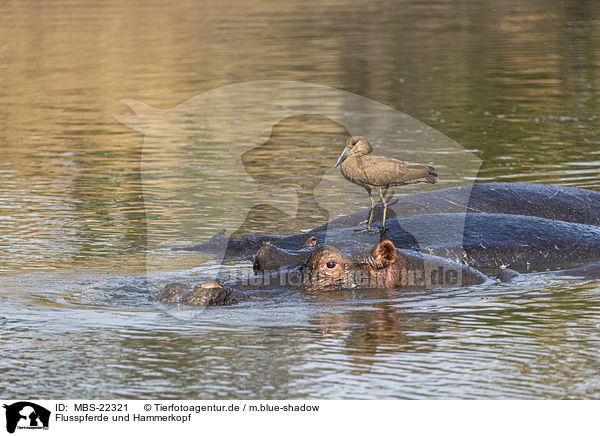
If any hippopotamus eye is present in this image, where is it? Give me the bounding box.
[326,261,337,269]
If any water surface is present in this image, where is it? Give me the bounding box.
[1,0,600,399]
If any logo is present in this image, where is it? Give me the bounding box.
[3,402,50,434]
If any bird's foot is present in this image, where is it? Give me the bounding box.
[379,226,388,234]
[353,227,381,233]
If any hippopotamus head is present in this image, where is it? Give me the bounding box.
[301,240,399,291]
[157,240,486,306]
[299,239,486,292]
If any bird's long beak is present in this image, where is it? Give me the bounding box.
[334,147,350,168]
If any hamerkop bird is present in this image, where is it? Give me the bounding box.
[334,136,438,232]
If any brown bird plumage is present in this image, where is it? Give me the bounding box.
[335,136,438,232]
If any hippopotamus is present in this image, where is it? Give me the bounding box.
[252,235,317,273]
[194,212,600,273]
[157,240,487,306]
[319,182,600,229]
[179,182,600,255]
[161,231,600,306]
[499,260,600,282]
[252,212,600,273]
[162,182,600,306]
[180,182,600,263]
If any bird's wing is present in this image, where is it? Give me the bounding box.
[353,155,437,187]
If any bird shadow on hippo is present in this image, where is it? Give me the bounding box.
[161,182,600,307]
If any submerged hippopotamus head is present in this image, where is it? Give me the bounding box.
[300,240,485,292]
[302,241,398,290]
[157,240,486,306]
[252,235,317,273]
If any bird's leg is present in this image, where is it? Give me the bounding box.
[357,189,376,226]
[376,187,388,233]
[383,187,394,203]
[366,190,376,230]
[355,189,379,232]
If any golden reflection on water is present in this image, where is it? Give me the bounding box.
[1,0,600,272]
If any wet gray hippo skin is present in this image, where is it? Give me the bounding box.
[252,235,317,273]
[319,182,600,229]
[252,240,316,273]
[497,261,600,283]
[376,213,600,271]
[557,261,600,278]
[157,282,245,306]
[164,182,600,306]
[202,213,600,273]
[179,183,600,257]
[180,183,600,266]
[158,240,487,306]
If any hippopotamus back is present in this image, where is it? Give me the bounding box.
[316,182,600,230]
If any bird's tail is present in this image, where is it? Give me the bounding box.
[425,171,438,184]
[422,165,438,184]
[405,164,439,184]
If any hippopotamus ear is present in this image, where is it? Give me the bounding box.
[372,240,397,269]
[302,235,318,247]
